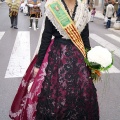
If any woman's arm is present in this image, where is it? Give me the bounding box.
[35,17,53,68]
[81,23,91,50]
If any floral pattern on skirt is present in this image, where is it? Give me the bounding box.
[36,39,99,120]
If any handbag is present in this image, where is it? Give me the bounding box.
[104,17,108,23]
[23,6,28,14]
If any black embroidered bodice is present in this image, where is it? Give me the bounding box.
[35,1,90,68]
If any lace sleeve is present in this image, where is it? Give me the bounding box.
[81,23,91,50]
[35,17,53,68]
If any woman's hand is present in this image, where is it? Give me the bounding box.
[33,67,39,77]
[27,67,39,92]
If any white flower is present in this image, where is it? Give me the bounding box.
[87,46,112,68]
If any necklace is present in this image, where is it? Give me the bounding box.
[61,0,77,20]
[69,9,74,17]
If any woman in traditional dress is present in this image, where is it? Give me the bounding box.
[9,0,99,120]
[27,0,42,29]
[34,0,99,119]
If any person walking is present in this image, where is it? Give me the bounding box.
[6,0,20,29]
[105,0,114,28]
[90,7,96,22]
[103,1,108,16]
[9,0,99,119]
[116,2,120,21]
[113,3,120,30]
[113,1,118,17]
[27,0,42,29]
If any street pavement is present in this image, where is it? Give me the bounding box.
[0,2,120,120]
[95,7,120,35]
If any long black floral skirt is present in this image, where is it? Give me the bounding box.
[36,39,99,120]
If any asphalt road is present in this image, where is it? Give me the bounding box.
[0,2,120,120]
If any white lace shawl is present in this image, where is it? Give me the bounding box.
[45,0,90,39]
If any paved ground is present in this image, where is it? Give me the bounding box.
[95,6,120,35]
[1,1,120,35]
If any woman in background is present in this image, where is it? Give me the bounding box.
[90,7,96,22]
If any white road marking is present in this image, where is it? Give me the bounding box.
[3,31,120,78]
[105,34,120,43]
[0,32,5,41]
[90,33,120,58]
[90,33,120,73]
[102,65,120,73]
[5,31,30,78]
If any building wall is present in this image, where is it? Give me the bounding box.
[95,0,99,5]
[90,0,119,8]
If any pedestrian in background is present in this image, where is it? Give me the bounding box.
[103,1,108,25]
[27,0,42,29]
[105,0,114,28]
[87,4,91,11]
[103,1,108,16]
[90,7,96,22]
[26,0,31,16]
[6,0,20,29]
[116,2,120,21]
[113,2,120,30]
[113,1,118,17]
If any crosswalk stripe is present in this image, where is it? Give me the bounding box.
[2,32,120,78]
[105,34,120,43]
[90,33,120,73]
[0,32,5,41]
[102,65,120,73]
[5,31,30,78]
[90,33,120,58]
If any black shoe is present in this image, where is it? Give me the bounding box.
[36,27,39,29]
[11,25,13,28]
[14,27,18,29]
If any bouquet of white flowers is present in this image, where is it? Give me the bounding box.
[85,46,113,81]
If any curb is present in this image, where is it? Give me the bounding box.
[95,16,116,23]
[108,28,120,36]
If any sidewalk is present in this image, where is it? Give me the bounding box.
[95,9,120,35]
[0,1,4,4]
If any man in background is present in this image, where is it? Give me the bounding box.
[105,0,114,28]
[6,0,21,29]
